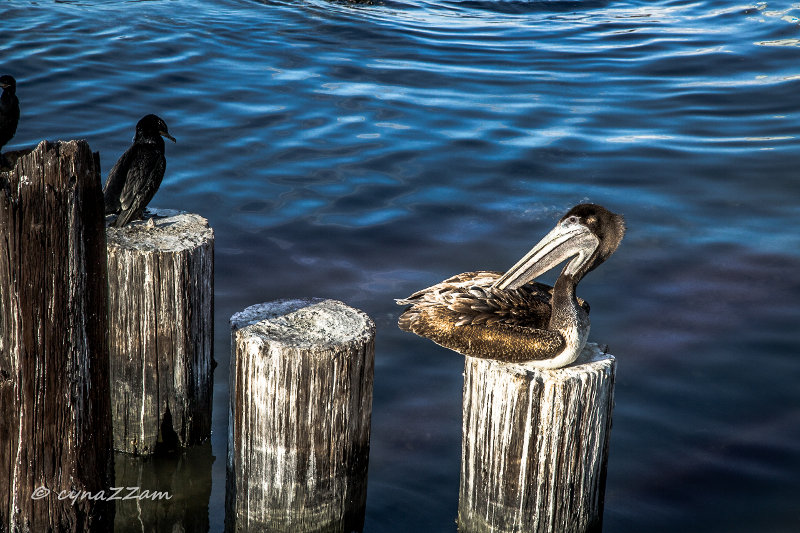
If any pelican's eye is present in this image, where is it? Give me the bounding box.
[565,215,580,225]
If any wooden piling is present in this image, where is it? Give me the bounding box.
[106,209,214,455]
[0,140,114,531]
[458,343,615,533]
[226,298,375,533]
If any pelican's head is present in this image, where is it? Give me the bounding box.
[493,203,625,290]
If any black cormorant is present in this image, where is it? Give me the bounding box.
[0,75,20,168]
[397,204,625,368]
[104,114,176,227]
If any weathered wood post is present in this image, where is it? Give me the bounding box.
[458,343,615,533]
[226,299,375,533]
[0,140,114,531]
[106,209,214,455]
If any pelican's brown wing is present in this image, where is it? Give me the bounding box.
[396,271,568,362]
[397,271,501,304]
[400,303,565,363]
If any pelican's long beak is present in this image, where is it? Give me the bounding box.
[493,221,599,290]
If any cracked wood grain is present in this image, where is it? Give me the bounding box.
[0,140,114,532]
[458,343,615,533]
[227,299,375,533]
[106,209,214,455]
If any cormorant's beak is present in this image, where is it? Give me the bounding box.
[161,131,177,143]
[493,220,599,290]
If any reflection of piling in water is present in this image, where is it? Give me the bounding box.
[458,344,615,533]
[106,210,214,455]
[226,299,375,533]
[0,141,114,531]
[114,444,214,533]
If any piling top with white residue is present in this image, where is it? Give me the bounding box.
[231,298,376,349]
[106,208,213,252]
[459,341,616,532]
[471,342,615,379]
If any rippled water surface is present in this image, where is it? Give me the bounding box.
[4,0,800,531]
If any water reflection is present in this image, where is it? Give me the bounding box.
[114,445,214,533]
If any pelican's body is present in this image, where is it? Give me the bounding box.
[397,204,624,368]
[397,271,588,367]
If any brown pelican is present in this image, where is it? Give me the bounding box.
[396,203,625,368]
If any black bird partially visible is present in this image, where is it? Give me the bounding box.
[0,75,20,168]
[104,114,176,227]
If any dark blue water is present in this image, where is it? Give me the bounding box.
[4,0,800,531]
